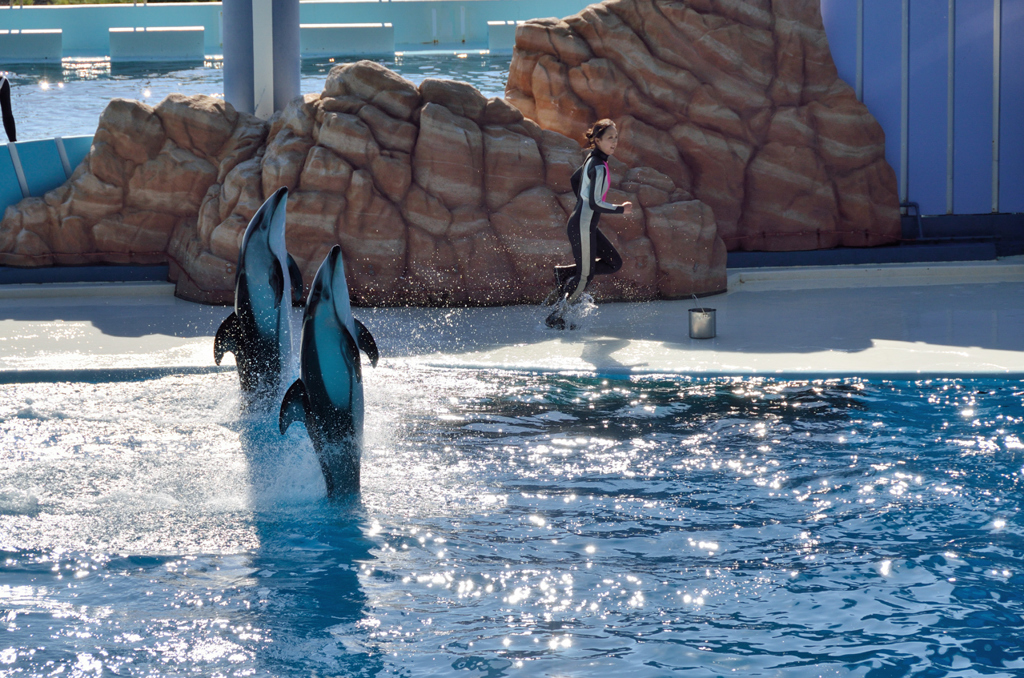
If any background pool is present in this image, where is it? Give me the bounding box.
[3,53,512,141]
[1,368,1022,676]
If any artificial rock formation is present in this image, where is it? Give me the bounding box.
[506,0,901,250]
[0,61,726,305]
[0,94,268,299]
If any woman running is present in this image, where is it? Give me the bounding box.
[546,118,632,329]
[1,73,16,142]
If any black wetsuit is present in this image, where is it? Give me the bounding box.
[561,148,624,302]
[1,75,15,143]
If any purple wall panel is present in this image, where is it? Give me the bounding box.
[1000,0,1024,213]
[862,0,903,197]
[908,0,949,215]
[953,0,994,214]
[820,0,859,93]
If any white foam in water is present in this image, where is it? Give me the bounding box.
[241,423,329,508]
[541,293,598,332]
[0,487,41,517]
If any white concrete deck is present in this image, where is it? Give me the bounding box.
[1,258,1023,379]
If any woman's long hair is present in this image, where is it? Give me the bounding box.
[584,119,616,149]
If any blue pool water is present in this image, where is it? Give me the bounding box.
[1,369,1022,676]
[4,53,512,141]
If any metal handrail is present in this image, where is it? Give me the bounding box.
[901,201,923,239]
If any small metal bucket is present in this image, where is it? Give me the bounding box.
[688,302,716,339]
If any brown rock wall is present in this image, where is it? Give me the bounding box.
[0,60,726,304]
[507,0,900,251]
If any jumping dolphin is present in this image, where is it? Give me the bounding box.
[279,245,379,497]
[214,186,304,397]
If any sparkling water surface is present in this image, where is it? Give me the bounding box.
[3,53,512,141]
[2,369,1022,676]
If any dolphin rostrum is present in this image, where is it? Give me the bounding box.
[279,245,379,497]
[214,186,304,397]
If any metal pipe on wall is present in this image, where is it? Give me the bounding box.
[992,0,1001,213]
[856,0,864,101]
[946,0,955,214]
[900,0,909,206]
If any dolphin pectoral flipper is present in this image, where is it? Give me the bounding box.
[279,379,310,434]
[287,254,304,306]
[214,312,242,365]
[340,324,363,382]
[269,258,285,308]
[355,319,379,368]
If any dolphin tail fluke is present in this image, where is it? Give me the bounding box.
[279,379,309,434]
[214,312,242,366]
[355,319,379,368]
[287,254,304,307]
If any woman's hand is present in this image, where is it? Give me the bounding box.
[622,201,633,215]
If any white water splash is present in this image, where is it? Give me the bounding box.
[544,293,598,331]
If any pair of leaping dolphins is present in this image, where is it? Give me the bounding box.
[214,187,378,497]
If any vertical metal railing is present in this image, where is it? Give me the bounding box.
[946,0,956,214]
[855,0,864,101]
[900,0,909,206]
[992,0,1001,213]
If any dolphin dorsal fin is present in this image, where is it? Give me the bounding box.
[279,379,309,434]
[213,312,242,366]
[355,319,379,368]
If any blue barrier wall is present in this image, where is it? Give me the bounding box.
[15,139,66,197]
[299,0,584,47]
[820,0,1023,216]
[908,0,948,216]
[0,145,24,214]
[60,136,94,174]
[0,0,592,58]
[1000,1,1024,214]
[861,0,902,186]
[820,0,858,97]
[1,136,93,219]
[0,4,223,57]
[953,0,993,215]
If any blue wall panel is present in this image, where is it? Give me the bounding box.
[820,0,859,93]
[862,0,903,198]
[0,4,224,57]
[60,136,94,175]
[908,0,949,215]
[0,1,598,58]
[14,139,66,198]
[1000,1,1024,213]
[953,0,994,214]
[0,145,26,214]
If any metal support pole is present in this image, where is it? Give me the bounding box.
[271,0,300,114]
[223,0,299,119]
[252,0,275,118]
